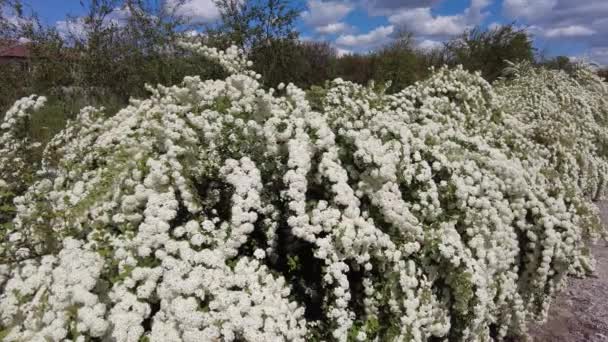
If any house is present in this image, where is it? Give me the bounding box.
[0,40,31,66]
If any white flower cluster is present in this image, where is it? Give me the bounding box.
[0,95,46,190]
[1,238,107,341]
[0,45,606,341]
[496,64,608,220]
[178,41,259,79]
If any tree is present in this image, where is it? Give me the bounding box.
[445,24,535,82]
[296,40,337,87]
[261,40,339,89]
[372,28,427,93]
[0,0,228,118]
[332,53,376,86]
[539,55,577,74]
[210,0,301,87]
[0,0,24,38]
[211,0,300,49]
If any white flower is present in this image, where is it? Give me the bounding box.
[253,249,266,259]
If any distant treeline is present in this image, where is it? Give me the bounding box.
[0,0,605,115]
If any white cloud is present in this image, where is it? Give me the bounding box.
[417,39,443,50]
[55,6,131,40]
[336,25,394,48]
[503,0,608,48]
[56,18,87,40]
[387,1,491,38]
[388,8,467,37]
[165,0,221,23]
[503,0,557,20]
[183,29,206,38]
[336,47,352,57]
[488,22,503,31]
[464,0,491,24]
[543,25,596,38]
[3,12,36,31]
[362,0,441,15]
[331,0,492,52]
[588,46,608,66]
[301,0,354,27]
[315,22,352,35]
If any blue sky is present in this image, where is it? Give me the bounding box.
[13,0,608,65]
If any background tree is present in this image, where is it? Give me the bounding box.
[333,54,377,86]
[212,0,300,48]
[1,0,226,106]
[539,55,577,74]
[296,40,337,88]
[0,0,228,148]
[211,0,301,87]
[63,0,225,102]
[372,28,427,93]
[445,23,535,82]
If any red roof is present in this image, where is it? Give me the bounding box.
[0,40,30,58]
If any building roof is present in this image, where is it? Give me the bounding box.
[0,40,30,58]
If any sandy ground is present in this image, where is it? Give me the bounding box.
[528,203,608,342]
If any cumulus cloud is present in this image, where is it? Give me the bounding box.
[362,0,441,15]
[165,0,221,23]
[543,25,596,38]
[301,0,354,27]
[488,22,503,31]
[331,0,492,52]
[55,18,87,40]
[388,8,467,36]
[503,0,606,41]
[464,0,491,24]
[502,0,608,66]
[335,47,353,57]
[503,0,557,20]
[316,22,353,35]
[55,6,131,40]
[387,0,490,38]
[417,39,443,50]
[336,25,394,48]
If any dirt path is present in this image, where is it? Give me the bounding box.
[528,203,608,342]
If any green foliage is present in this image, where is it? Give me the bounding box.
[540,55,578,73]
[306,85,328,111]
[445,23,535,82]
[287,254,300,273]
[333,53,378,86]
[449,270,475,316]
[0,327,10,340]
[372,30,430,93]
[347,317,382,341]
[0,0,226,115]
[211,0,300,49]
[251,39,337,88]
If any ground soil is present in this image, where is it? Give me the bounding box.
[528,203,608,342]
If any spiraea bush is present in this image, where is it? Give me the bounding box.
[0,43,607,342]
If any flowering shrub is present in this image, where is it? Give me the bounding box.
[0,95,47,256]
[0,43,606,341]
[496,64,608,201]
